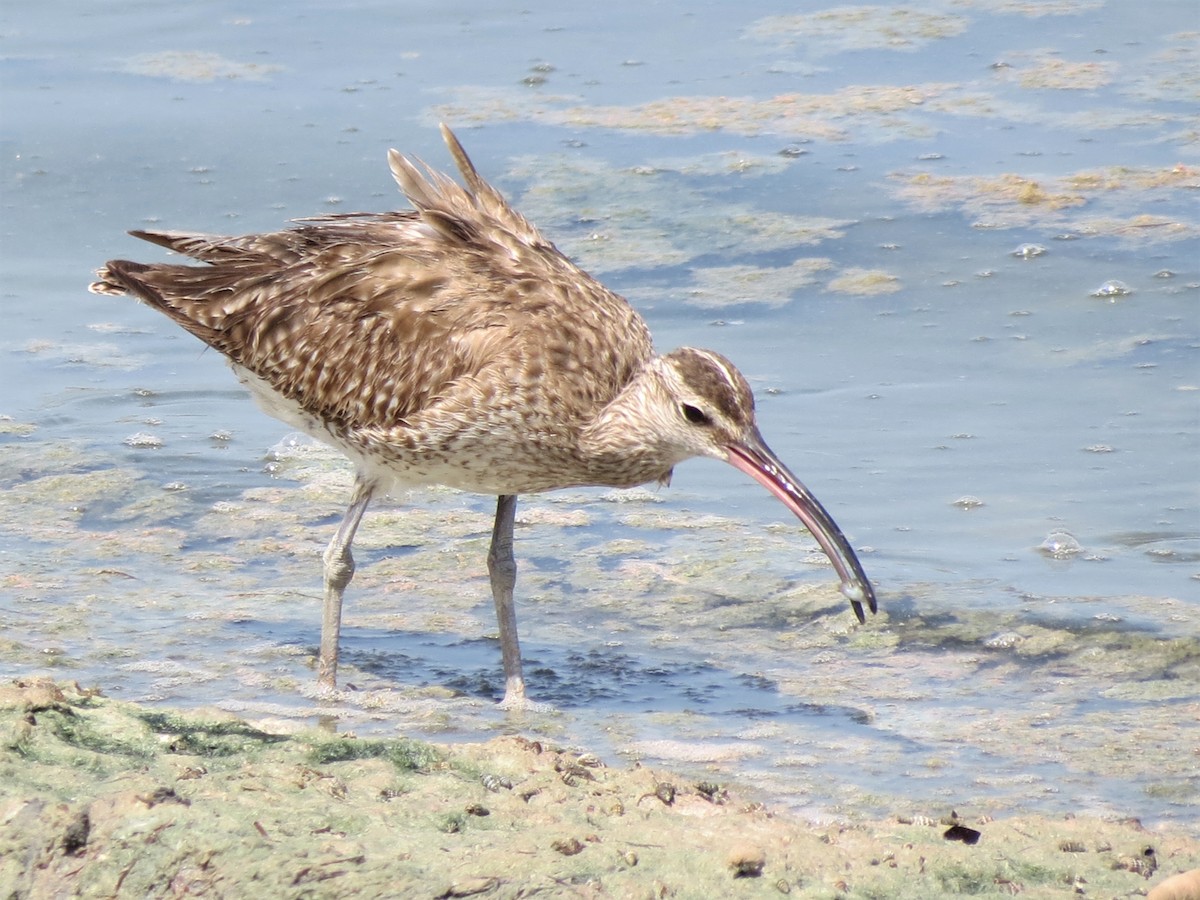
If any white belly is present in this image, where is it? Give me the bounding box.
[230,363,605,496]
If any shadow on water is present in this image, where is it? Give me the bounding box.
[255,616,875,726]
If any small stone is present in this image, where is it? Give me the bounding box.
[728,843,766,878]
[654,782,676,805]
[435,877,500,899]
[552,837,585,856]
[61,811,90,855]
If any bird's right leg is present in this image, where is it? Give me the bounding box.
[317,477,376,690]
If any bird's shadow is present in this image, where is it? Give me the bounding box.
[328,626,873,727]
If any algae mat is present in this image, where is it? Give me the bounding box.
[2,679,1197,898]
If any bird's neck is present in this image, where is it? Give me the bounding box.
[576,360,677,489]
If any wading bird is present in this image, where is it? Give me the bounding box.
[91,125,876,708]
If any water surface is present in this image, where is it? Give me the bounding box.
[2,0,1197,827]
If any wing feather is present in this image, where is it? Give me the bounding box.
[89,126,654,442]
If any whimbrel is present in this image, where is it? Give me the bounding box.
[90,125,876,708]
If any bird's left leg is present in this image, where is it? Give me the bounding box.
[488,494,526,708]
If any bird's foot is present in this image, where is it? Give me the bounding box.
[497,693,555,713]
[497,677,553,713]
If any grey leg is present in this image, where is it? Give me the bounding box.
[488,494,526,707]
[317,476,376,690]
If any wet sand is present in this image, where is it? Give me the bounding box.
[4,678,1196,898]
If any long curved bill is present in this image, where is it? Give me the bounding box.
[725,427,877,623]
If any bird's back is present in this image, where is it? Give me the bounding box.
[91,129,657,493]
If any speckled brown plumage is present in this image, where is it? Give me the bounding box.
[91,125,875,708]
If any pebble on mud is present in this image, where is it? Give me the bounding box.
[727,843,766,878]
[435,877,500,899]
[551,837,585,857]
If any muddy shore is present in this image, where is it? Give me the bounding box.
[3,678,1196,898]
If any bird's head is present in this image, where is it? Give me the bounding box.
[654,347,877,622]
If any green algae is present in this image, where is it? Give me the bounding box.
[305,735,442,771]
[950,0,1103,15]
[0,417,37,437]
[505,153,849,282]
[890,165,1199,236]
[745,8,970,53]
[827,268,904,296]
[117,51,283,83]
[136,710,291,757]
[436,82,951,142]
[1002,54,1116,91]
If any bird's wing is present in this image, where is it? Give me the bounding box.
[89,125,654,437]
[93,223,514,433]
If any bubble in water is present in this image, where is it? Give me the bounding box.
[123,432,163,449]
[267,432,319,460]
[984,631,1024,650]
[1090,280,1133,299]
[952,495,984,510]
[1011,243,1046,259]
[1039,530,1082,559]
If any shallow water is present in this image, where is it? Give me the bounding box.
[2,1,1197,828]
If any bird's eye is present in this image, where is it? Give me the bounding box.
[681,403,711,426]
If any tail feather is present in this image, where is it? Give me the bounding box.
[88,267,125,296]
[88,260,152,297]
[128,228,296,264]
[129,229,224,259]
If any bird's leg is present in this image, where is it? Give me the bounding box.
[317,477,376,690]
[488,494,526,708]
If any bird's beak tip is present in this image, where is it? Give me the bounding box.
[841,580,878,624]
[724,436,878,625]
